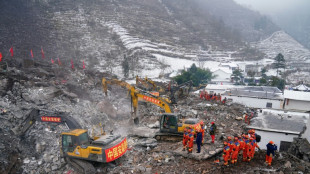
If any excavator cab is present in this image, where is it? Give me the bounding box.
[160,114,181,133]
[61,129,90,155]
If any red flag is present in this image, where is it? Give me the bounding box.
[51,58,54,64]
[30,49,34,58]
[82,60,85,69]
[0,52,2,62]
[57,58,61,66]
[71,59,74,69]
[41,48,45,58]
[9,47,13,57]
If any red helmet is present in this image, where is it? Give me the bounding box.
[200,121,204,125]
[269,141,274,144]
[238,135,241,139]
[211,122,215,124]
[184,128,188,132]
[245,135,249,139]
[234,137,238,141]
[250,137,254,140]
[187,129,191,133]
[227,136,232,140]
[223,141,228,145]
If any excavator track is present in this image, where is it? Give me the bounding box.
[65,157,96,174]
[155,133,183,142]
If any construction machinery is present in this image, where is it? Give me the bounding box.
[168,80,193,104]
[102,78,202,141]
[102,78,173,115]
[13,109,128,174]
[154,113,202,141]
[136,76,166,96]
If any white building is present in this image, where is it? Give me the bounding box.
[211,68,232,85]
[249,109,309,151]
[204,84,242,95]
[283,90,310,112]
[222,86,284,109]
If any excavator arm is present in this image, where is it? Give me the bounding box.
[102,78,173,116]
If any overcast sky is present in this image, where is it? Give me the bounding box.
[234,0,309,16]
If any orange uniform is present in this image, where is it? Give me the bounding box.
[249,139,260,159]
[231,138,240,164]
[223,142,230,166]
[199,121,205,145]
[227,137,233,161]
[187,128,194,153]
[243,136,250,162]
[182,128,189,151]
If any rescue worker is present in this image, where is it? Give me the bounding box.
[238,135,245,155]
[196,124,202,153]
[249,135,260,160]
[227,136,234,161]
[243,112,248,124]
[199,121,205,145]
[187,128,194,153]
[222,97,227,104]
[231,137,240,164]
[223,141,230,166]
[182,128,189,151]
[266,141,277,166]
[200,90,205,100]
[209,122,216,143]
[205,91,210,100]
[243,135,250,162]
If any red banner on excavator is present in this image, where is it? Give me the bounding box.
[41,116,61,123]
[105,138,127,162]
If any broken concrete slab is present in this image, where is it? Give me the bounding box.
[129,126,158,138]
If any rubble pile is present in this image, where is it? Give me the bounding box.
[1,58,310,174]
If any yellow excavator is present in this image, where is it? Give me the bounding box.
[102,78,202,141]
[136,76,166,96]
[13,109,128,174]
[102,78,172,115]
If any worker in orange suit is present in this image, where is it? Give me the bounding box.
[231,137,240,164]
[200,90,205,100]
[249,136,260,160]
[222,141,230,166]
[199,121,205,145]
[204,91,209,100]
[227,136,233,161]
[238,135,245,154]
[182,128,189,151]
[244,112,248,124]
[187,128,194,153]
[266,141,277,166]
[243,135,250,162]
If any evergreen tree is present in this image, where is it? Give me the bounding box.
[174,63,212,87]
[122,55,129,78]
[274,53,285,76]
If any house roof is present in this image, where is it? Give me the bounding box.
[211,67,232,74]
[250,109,308,133]
[284,90,310,101]
[222,86,283,99]
[293,84,310,91]
[219,62,238,68]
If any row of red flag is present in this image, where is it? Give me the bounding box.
[0,47,86,69]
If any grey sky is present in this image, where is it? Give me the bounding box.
[234,0,309,16]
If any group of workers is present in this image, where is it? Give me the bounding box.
[182,121,217,154]
[199,90,227,104]
[223,129,277,166]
